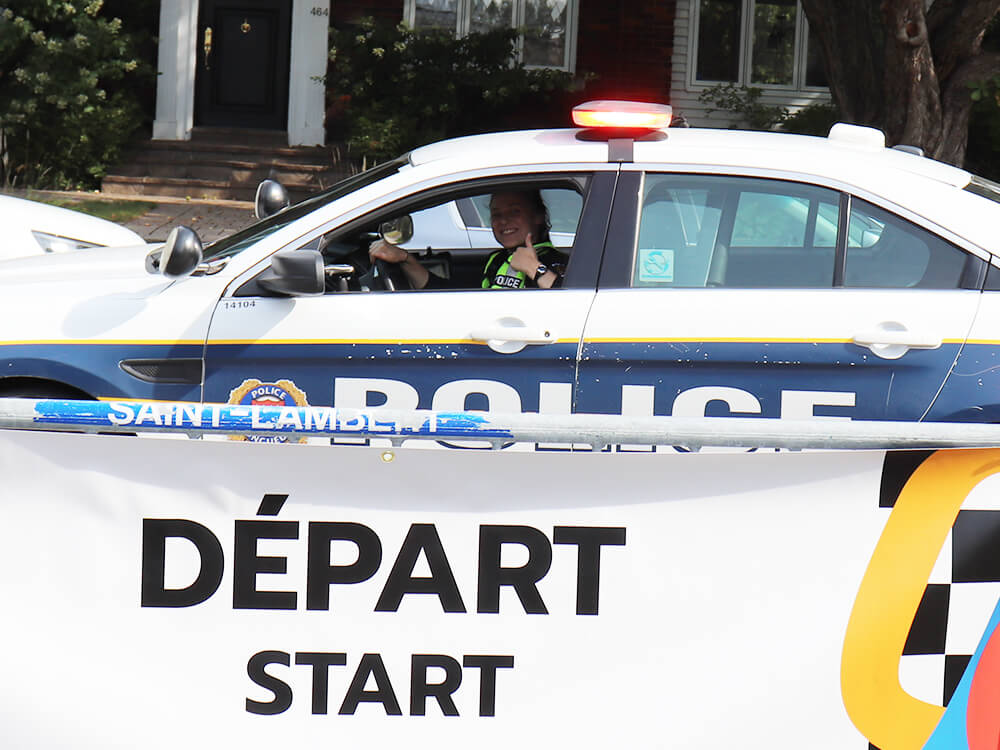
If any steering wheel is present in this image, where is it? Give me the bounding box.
[372,256,411,291]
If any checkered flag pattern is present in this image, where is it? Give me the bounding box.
[868,452,1000,749]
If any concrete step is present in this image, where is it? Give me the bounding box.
[144,140,340,166]
[132,150,343,170]
[109,159,345,187]
[103,129,356,201]
[102,176,251,201]
[189,126,290,148]
[102,176,320,203]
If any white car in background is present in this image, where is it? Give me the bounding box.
[0,194,145,261]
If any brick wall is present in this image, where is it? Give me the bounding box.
[575,0,675,105]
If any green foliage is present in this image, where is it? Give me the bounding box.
[37,196,155,222]
[966,80,1000,181]
[697,83,789,130]
[780,102,840,136]
[326,18,579,163]
[0,0,154,189]
[968,73,1000,106]
[965,16,1000,181]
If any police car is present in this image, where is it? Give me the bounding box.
[2,100,1000,427]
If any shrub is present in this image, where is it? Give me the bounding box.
[326,18,580,164]
[966,75,1000,181]
[0,0,154,189]
[697,83,789,130]
[780,102,840,136]
[965,15,1000,180]
[697,83,839,137]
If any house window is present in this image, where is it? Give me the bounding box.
[405,0,578,71]
[693,0,827,89]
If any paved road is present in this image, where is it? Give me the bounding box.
[121,197,256,243]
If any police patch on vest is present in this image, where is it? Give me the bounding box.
[493,273,522,289]
[227,379,310,443]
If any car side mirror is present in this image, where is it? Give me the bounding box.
[258,249,325,296]
[379,215,414,245]
[255,179,291,219]
[145,225,203,278]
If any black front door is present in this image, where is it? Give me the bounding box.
[195,0,291,129]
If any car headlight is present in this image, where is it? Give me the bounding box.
[31,231,102,253]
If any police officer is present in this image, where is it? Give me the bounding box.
[369,190,566,289]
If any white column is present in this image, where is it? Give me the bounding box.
[287,0,330,146]
[152,0,199,141]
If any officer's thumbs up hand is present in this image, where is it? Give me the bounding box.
[509,233,539,275]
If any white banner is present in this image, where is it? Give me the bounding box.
[3,430,1000,748]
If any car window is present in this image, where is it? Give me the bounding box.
[733,193,808,247]
[632,174,840,288]
[203,157,408,262]
[844,198,969,288]
[465,189,582,243]
[631,174,973,290]
[303,181,587,292]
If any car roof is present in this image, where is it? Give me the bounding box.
[409,126,1000,257]
[410,125,970,185]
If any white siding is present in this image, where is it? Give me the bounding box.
[669,0,831,130]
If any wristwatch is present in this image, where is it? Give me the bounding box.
[534,264,549,281]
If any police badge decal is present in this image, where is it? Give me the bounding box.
[227,379,310,443]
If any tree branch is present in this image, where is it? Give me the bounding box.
[936,50,1000,163]
[929,0,1000,81]
[799,0,885,123]
[927,0,962,34]
[942,49,1000,100]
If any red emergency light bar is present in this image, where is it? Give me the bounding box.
[572,100,673,130]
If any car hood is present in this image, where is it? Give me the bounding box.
[0,194,147,261]
[0,243,160,287]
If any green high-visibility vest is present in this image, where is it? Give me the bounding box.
[482,241,561,289]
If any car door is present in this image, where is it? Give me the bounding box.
[201,171,615,430]
[575,170,985,423]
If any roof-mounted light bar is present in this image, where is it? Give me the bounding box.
[572,100,673,130]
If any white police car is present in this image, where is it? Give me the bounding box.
[2,100,1000,426]
[0,194,145,261]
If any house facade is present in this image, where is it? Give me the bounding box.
[152,0,830,146]
[153,0,331,145]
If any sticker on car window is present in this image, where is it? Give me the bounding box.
[637,248,675,283]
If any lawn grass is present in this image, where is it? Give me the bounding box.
[37,197,156,224]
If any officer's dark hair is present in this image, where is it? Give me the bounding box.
[490,189,551,243]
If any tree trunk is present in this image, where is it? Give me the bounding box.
[881,0,942,153]
[799,0,885,124]
[801,0,1000,167]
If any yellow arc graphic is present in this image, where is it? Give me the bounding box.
[842,448,1000,749]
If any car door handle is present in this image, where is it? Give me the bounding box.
[852,322,941,360]
[470,317,556,354]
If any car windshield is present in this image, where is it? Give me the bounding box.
[201,156,409,262]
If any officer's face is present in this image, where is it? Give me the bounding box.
[490,193,543,250]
